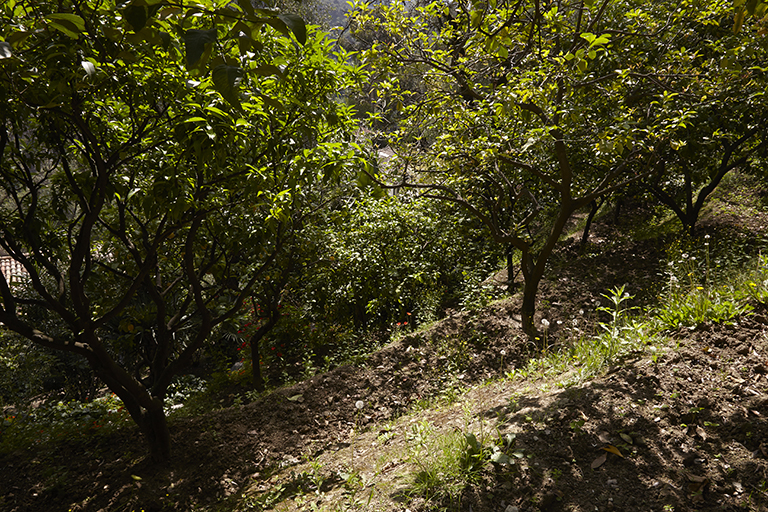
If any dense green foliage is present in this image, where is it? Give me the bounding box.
[349,0,768,334]
[0,0,362,461]
[306,195,501,330]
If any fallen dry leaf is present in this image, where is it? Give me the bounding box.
[602,445,624,458]
[696,425,707,441]
[619,433,633,444]
[598,431,612,443]
[591,452,607,469]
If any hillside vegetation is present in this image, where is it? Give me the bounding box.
[1,1,768,511]
[2,173,768,512]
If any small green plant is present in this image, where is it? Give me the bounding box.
[740,253,768,305]
[657,237,755,330]
[595,284,638,359]
[569,419,586,433]
[243,482,288,510]
[566,285,649,381]
[403,420,477,507]
[656,290,751,330]
[401,419,519,509]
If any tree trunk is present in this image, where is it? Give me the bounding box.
[519,250,538,337]
[87,342,173,464]
[250,337,265,392]
[580,198,604,251]
[505,244,516,291]
[140,404,172,464]
[519,198,581,340]
[520,277,538,337]
[248,298,282,392]
[613,196,623,224]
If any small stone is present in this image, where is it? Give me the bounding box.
[505,506,519,512]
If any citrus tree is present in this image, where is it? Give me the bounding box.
[350,0,658,336]
[631,1,768,234]
[0,0,362,462]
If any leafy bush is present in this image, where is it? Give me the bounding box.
[0,394,129,454]
[0,330,62,406]
[304,194,501,332]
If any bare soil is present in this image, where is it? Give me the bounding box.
[2,185,768,512]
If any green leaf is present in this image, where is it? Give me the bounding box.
[124,2,163,32]
[212,64,243,108]
[490,451,511,465]
[265,17,289,37]
[278,14,306,45]
[238,36,252,54]
[733,7,746,32]
[239,0,255,16]
[124,4,148,32]
[252,64,283,78]
[103,27,122,41]
[464,433,481,452]
[0,42,11,59]
[6,31,29,46]
[185,28,218,69]
[46,13,86,39]
[592,34,611,46]
[256,93,283,110]
[470,9,483,28]
[158,31,171,49]
[47,13,85,31]
[356,170,372,187]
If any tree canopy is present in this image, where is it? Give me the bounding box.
[349,0,767,335]
[0,0,363,462]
